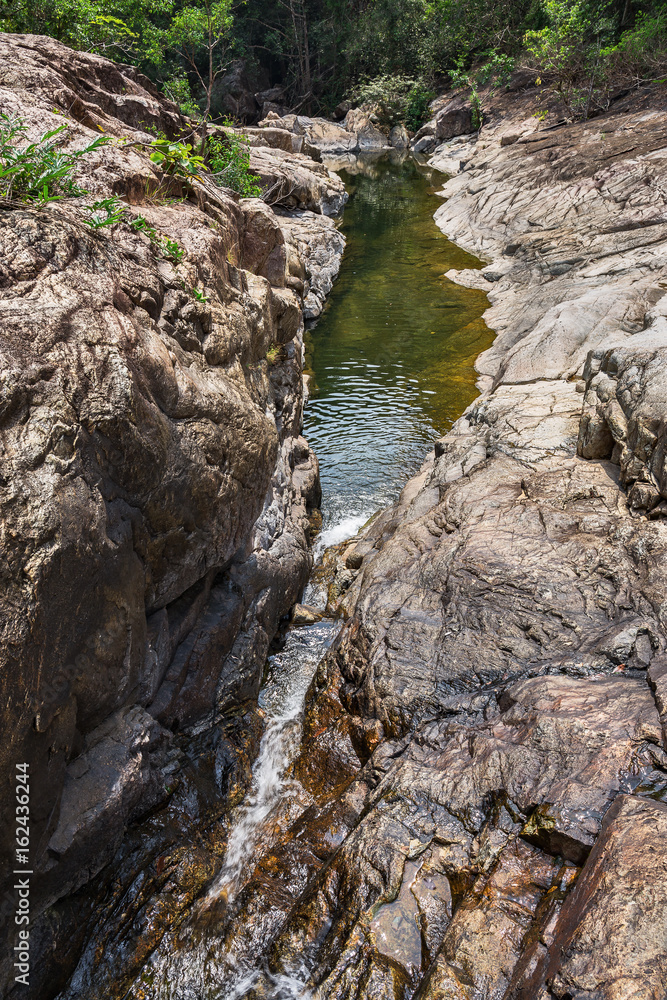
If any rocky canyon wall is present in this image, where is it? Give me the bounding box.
[0,33,345,997]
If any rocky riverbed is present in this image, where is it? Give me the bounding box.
[272,84,667,998]
[2,32,667,1000]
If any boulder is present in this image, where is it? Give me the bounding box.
[412,134,436,155]
[389,123,409,148]
[435,95,475,140]
[209,58,259,121]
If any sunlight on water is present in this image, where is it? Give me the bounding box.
[304,153,493,534]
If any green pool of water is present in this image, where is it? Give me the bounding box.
[304,153,493,540]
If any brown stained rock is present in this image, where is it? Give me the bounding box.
[537,795,667,999]
[648,654,667,748]
[256,673,663,999]
[419,839,562,1000]
[292,603,324,625]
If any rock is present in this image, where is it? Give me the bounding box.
[255,84,285,106]
[219,83,667,1000]
[249,145,347,215]
[257,111,390,157]
[332,100,351,120]
[434,96,475,141]
[412,134,436,155]
[291,603,323,625]
[389,123,409,148]
[411,121,436,142]
[524,795,667,997]
[261,100,287,119]
[277,209,346,318]
[0,33,346,997]
[343,107,390,147]
[429,133,478,174]
[38,707,172,908]
[209,59,260,121]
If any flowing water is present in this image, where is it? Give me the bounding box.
[135,153,492,999]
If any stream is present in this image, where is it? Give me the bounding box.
[134,152,491,999]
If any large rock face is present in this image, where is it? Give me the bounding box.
[214,88,667,998]
[0,33,345,997]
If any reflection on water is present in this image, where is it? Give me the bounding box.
[304,153,492,531]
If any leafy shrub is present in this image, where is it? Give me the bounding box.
[600,9,667,86]
[146,137,207,178]
[162,75,203,119]
[0,113,109,203]
[207,134,262,197]
[524,0,615,117]
[351,75,435,129]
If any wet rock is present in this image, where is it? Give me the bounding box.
[528,795,667,998]
[291,603,323,625]
[252,85,667,1000]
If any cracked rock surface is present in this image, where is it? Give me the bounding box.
[239,85,667,999]
[0,33,345,998]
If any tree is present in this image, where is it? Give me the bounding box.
[162,0,234,137]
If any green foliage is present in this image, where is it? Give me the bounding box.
[163,236,185,262]
[0,113,109,203]
[524,0,614,114]
[162,75,202,119]
[146,137,206,178]
[2,0,665,124]
[475,50,517,86]
[600,8,667,83]
[352,75,435,129]
[192,286,208,301]
[83,195,126,227]
[129,214,185,263]
[265,343,282,365]
[523,0,667,118]
[207,134,262,197]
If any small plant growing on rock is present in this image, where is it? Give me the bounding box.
[145,137,207,179]
[0,113,109,203]
[163,237,185,263]
[265,343,283,366]
[83,196,127,228]
[129,214,185,264]
[207,133,262,197]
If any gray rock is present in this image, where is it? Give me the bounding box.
[412,134,436,155]
[389,123,409,148]
[434,96,474,140]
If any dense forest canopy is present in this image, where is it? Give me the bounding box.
[1,0,666,122]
